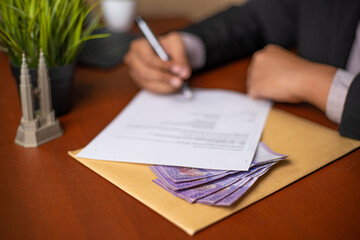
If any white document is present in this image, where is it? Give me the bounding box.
[77,89,272,170]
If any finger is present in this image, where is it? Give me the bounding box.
[246,60,256,92]
[132,38,172,71]
[246,67,264,99]
[128,55,182,91]
[130,67,180,94]
[144,80,181,94]
[160,34,191,79]
[129,53,176,84]
[126,42,184,91]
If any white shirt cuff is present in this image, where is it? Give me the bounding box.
[326,69,356,124]
[180,32,206,70]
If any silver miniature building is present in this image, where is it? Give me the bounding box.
[15,51,63,147]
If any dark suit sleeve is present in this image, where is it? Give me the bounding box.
[339,73,360,140]
[183,0,299,70]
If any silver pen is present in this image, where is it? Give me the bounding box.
[135,16,193,99]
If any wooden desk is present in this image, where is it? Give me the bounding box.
[1,18,359,240]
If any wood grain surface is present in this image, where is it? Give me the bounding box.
[0,18,359,240]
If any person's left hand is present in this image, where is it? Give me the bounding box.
[246,44,336,111]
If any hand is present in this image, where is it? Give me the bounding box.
[124,32,191,94]
[246,44,337,111]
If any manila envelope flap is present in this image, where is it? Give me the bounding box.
[68,109,360,235]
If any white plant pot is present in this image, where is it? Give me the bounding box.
[101,0,136,32]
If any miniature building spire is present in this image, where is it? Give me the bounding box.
[15,50,63,148]
[38,49,52,115]
[19,53,34,121]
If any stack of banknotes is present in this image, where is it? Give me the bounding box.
[150,142,287,206]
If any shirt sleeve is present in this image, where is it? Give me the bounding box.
[326,69,357,124]
[181,32,206,70]
[339,73,360,139]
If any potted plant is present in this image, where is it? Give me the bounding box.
[0,0,108,116]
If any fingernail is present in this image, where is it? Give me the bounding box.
[180,68,190,79]
[171,65,189,79]
[171,65,182,74]
[170,77,182,87]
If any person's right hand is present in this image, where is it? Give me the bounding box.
[124,32,191,94]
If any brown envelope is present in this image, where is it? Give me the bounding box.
[68,109,360,235]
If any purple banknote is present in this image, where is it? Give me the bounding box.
[214,177,258,206]
[150,142,287,206]
[153,165,228,183]
[154,165,269,203]
[196,163,274,205]
[251,142,287,166]
[196,178,250,205]
[150,165,234,190]
[151,142,286,184]
[150,162,273,191]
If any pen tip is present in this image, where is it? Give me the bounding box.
[183,89,193,99]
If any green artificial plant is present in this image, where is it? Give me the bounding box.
[0,0,108,68]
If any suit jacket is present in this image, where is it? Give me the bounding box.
[184,0,360,139]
